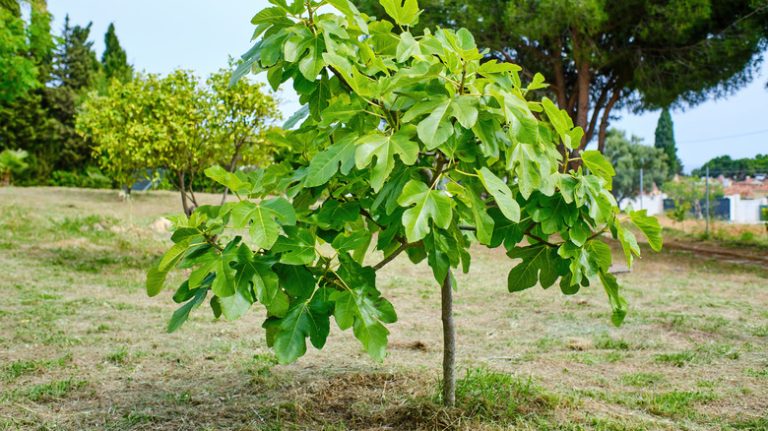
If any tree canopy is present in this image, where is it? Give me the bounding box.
[147,0,662,381]
[693,154,768,179]
[77,68,280,212]
[0,4,39,102]
[356,0,768,154]
[0,5,134,182]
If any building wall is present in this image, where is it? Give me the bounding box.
[619,194,666,216]
[621,193,767,224]
[727,194,768,224]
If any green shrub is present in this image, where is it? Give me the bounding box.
[49,167,113,189]
[0,149,29,185]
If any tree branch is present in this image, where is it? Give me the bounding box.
[596,89,621,153]
[373,242,412,271]
[552,38,567,108]
[585,81,611,143]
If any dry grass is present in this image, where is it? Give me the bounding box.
[1,187,767,430]
[660,216,768,250]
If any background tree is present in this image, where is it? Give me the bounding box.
[356,0,768,154]
[78,69,280,212]
[0,2,39,102]
[0,149,28,185]
[77,73,165,190]
[662,176,724,219]
[654,108,682,176]
[693,154,768,179]
[0,0,58,182]
[101,23,132,83]
[605,129,668,205]
[147,0,662,407]
[207,65,281,202]
[47,15,102,171]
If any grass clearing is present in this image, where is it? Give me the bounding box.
[1,187,767,430]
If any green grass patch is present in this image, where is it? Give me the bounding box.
[654,351,697,367]
[447,367,560,421]
[593,333,631,350]
[620,372,665,387]
[1,353,71,381]
[745,368,768,379]
[751,325,768,337]
[106,347,129,365]
[642,390,716,417]
[725,416,768,430]
[53,214,118,239]
[12,378,88,402]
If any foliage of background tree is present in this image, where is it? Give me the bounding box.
[0,0,56,181]
[101,23,132,84]
[605,129,668,204]
[207,64,281,202]
[147,0,662,406]
[0,5,133,183]
[693,154,768,179]
[356,0,768,154]
[654,108,682,176]
[77,69,280,212]
[0,3,39,102]
[662,176,724,219]
[47,15,102,170]
[0,148,28,185]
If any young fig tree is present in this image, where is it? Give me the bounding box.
[147,0,662,406]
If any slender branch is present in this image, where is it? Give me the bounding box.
[523,224,560,248]
[360,208,384,230]
[431,154,448,189]
[586,226,608,242]
[373,242,411,271]
[202,232,224,252]
[526,233,560,248]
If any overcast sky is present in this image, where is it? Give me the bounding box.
[49,0,768,172]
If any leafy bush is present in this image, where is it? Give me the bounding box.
[0,149,29,185]
[49,167,113,189]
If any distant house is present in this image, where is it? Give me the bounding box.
[723,176,768,199]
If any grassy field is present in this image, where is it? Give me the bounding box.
[1,187,767,430]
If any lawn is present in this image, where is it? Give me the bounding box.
[1,187,767,430]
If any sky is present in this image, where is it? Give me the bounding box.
[49,0,768,172]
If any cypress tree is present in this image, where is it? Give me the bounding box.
[47,15,101,170]
[101,23,132,83]
[654,108,683,176]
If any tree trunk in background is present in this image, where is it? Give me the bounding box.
[441,272,456,407]
[179,172,191,216]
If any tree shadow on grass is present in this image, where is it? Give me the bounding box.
[43,246,157,274]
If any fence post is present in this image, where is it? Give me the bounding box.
[639,167,644,210]
[705,166,710,238]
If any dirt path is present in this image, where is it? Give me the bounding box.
[662,240,768,269]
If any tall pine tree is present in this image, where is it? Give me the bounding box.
[47,15,101,171]
[101,23,132,83]
[654,108,682,176]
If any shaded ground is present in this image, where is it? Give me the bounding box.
[1,187,767,430]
